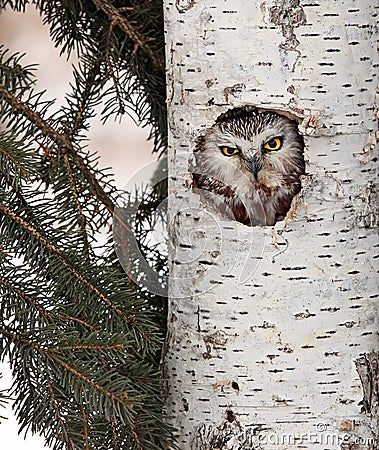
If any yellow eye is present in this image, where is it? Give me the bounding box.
[263,137,282,151]
[220,146,240,156]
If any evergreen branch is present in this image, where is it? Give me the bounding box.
[106,19,125,116]
[1,327,44,353]
[0,131,40,189]
[46,371,73,450]
[2,326,148,447]
[63,153,90,254]
[0,276,52,322]
[0,202,134,324]
[0,386,10,424]
[0,85,115,212]
[53,357,120,402]
[67,156,115,214]
[0,45,37,94]
[65,61,103,139]
[0,142,27,177]
[81,406,90,450]
[48,356,142,449]
[0,6,175,447]
[110,414,119,450]
[1,327,131,406]
[92,0,164,72]
[0,85,71,151]
[0,275,99,332]
[0,371,11,424]
[56,314,98,332]
[50,344,125,352]
[133,429,144,450]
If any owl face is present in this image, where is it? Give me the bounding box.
[193,107,305,226]
[195,108,304,193]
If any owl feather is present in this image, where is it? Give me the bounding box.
[193,106,305,226]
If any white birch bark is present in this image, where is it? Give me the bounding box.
[163,1,378,448]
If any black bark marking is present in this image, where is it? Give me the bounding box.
[225,410,236,423]
[181,397,190,412]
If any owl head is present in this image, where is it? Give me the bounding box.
[194,106,305,192]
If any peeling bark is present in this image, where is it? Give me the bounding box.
[266,0,306,51]
[176,0,196,14]
[164,0,379,448]
[355,352,379,415]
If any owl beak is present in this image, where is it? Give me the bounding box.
[246,155,262,180]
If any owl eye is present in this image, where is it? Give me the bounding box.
[263,137,282,151]
[220,146,240,156]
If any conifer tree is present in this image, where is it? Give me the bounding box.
[0,1,173,449]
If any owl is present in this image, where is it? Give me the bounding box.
[192,106,305,226]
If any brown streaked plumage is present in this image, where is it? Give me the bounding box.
[192,106,305,226]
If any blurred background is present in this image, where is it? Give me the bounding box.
[0,5,157,448]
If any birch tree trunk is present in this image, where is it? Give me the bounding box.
[163,1,378,449]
